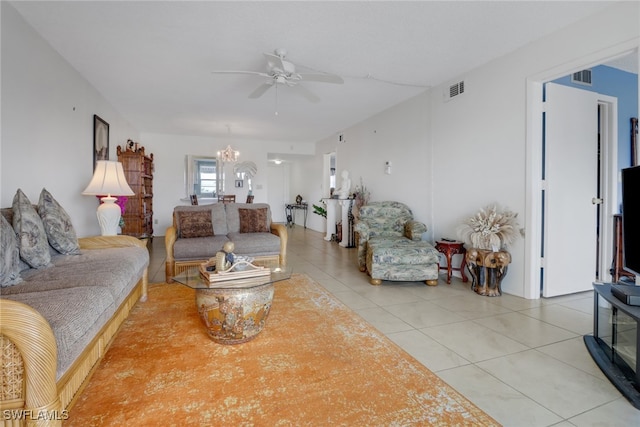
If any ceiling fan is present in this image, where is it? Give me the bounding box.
[211,48,343,103]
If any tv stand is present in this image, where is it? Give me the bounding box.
[584,283,640,409]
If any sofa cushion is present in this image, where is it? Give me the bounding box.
[12,189,51,268]
[1,246,148,305]
[238,207,269,233]
[0,215,22,287]
[367,237,439,265]
[172,235,230,260]
[2,286,117,380]
[174,203,228,236]
[226,232,281,256]
[38,188,80,255]
[176,210,214,238]
[225,203,271,233]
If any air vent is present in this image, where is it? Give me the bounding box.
[571,69,592,86]
[444,81,465,101]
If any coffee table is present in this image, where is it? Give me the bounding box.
[173,265,292,344]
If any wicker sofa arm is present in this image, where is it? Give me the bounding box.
[270,223,288,266]
[0,300,63,426]
[78,235,147,250]
[164,226,177,282]
[404,220,428,241]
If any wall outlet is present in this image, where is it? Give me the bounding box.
[154,219,158,224]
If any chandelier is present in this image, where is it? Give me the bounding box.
[217,145,239,163]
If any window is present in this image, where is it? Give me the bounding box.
[185,155,220,199]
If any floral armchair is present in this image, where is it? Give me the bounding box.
[354,201,439,285]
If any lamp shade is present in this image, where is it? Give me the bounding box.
[83,161,134,236]
[82,161,134,196]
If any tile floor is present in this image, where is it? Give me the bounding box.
[147,226,640,426]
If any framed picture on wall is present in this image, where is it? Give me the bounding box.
[235,179,243,188]
[93,114,109,169]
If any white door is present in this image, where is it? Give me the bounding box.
[543,83,600,297]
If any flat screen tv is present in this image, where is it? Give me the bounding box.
[621,165,640,285]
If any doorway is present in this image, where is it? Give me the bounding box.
[323,152,336,198]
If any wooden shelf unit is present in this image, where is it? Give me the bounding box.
[612,214,635,283]
[117,145,153,239]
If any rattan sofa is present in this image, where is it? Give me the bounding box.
[1,200,149,426]
[165,202,287,282]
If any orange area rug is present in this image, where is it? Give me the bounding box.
[66,274,499,426]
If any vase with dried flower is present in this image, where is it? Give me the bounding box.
[352,178,370,223]
[457,205,519,296]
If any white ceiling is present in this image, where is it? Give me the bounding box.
[11,1,634,144]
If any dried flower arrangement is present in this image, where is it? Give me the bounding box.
[352,178,370,222]
[457,204,520,251]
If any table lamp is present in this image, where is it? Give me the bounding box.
[82,161,134,235]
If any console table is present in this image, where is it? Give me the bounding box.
[584,283,640,409]
[285,203,308,228]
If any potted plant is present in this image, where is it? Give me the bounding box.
[312,200,327,218]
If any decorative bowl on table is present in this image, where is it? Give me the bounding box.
[232,255,254,271]
[195,278,274,344]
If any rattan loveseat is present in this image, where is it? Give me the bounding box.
[1,193,149,426]
[165,202,287,282]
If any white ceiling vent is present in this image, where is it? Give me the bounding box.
[444,80,465,102]
[571,69,592,86]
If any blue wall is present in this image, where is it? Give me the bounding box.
[553,65,638,172]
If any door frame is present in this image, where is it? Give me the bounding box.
[524,43,637,299]
[597,97,618,285]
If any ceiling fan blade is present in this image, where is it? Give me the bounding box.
[264,52,286,72]
[211,70,270,78]
[299,73,344,84]
[248,82,274,99]
[291,84,320,103]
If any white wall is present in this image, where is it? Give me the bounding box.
[308,91,433,237]
[1,2,139,237]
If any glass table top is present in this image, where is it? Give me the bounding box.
[173,265,292,289]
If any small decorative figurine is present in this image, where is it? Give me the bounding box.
[335,170,351,199]
[214,241,236,271]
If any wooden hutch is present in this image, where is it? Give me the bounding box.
[117,144,153,240]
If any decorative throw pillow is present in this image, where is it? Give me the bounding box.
[176,210,214,238]
[12,189,51,268]
[238,208,269,233]
[38,188,80,255]
[0,215,22,287]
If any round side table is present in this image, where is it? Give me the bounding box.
[435,240,468,284]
